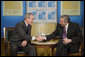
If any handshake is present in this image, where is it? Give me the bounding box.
[35,36,46,42]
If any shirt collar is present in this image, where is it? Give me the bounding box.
[24,20,28,26]
[65,23,69,28]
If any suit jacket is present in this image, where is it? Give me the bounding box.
[46,22,82,53]
[10,20,32,43]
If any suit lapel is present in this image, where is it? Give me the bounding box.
[23,21,32,35]
[60,26,63,39]
[22,21,27,30]
[67,22,72,38]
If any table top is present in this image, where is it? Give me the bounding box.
[31,39,58,45]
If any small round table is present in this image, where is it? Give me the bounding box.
[31,40,58,56]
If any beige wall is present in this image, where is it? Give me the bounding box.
[31,23,57,36]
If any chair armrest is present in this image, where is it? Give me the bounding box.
[4,38,11,44]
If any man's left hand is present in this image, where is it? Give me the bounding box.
[21,40,27,47]
[62,38,72,45]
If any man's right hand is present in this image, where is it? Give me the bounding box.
[35,36,45,42]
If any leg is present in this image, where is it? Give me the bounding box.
[56,43,68,56]
[10,43,18,56]
[59,47,68,56]
[25,44,36,56]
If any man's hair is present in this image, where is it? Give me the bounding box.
[61,15,70,23]
[24,13,34,19]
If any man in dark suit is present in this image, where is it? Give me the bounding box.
[37,15,82,56]
[10,13,39,56]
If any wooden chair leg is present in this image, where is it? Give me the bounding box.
[7,43,11,56]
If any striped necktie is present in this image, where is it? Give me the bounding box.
[63,27,66,38]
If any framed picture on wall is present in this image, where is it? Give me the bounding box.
[61,1,80,15]
[27,1,57,23]
[3,1,23,16]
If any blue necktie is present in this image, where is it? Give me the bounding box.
[26,26,29,35]
[26,25,31,35]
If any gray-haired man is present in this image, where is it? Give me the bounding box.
[10,13,38,56]
[37,15,82,56]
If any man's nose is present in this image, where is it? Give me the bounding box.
[31,20,33,23]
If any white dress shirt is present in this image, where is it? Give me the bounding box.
[65,23,69,34]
